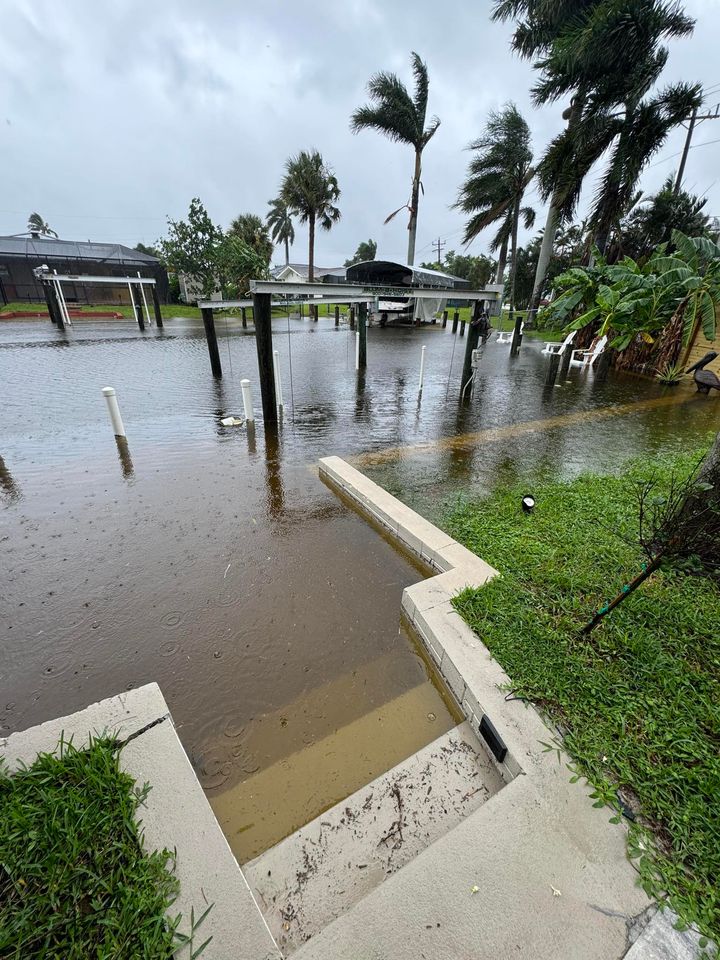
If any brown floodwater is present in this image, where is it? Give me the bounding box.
[1,313,718,857]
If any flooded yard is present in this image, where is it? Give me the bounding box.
[1,313,717,859]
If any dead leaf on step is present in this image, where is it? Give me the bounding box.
[551,886,562,898]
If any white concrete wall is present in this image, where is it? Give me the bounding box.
[1,684,281,960]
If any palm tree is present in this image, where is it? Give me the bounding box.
[27,213,57,238]
[266,198,295,266]
[351,52,440,265]
[455,104,534,353]
[228,213,273,267]
[280,150,341,319]
[587,83,702,254]
[493,0,697,318]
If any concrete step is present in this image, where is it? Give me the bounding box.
[210,677,458,863]
[244,721,503,953]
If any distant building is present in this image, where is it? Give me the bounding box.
[271,263,347,283]
[0,234,168,305]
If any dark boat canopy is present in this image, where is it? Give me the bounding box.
[346,260,469,290]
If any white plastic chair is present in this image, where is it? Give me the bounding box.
[496,321,524,344]
[542,330,576,356]
[569,335,608,369]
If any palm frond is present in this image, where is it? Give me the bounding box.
[410,51,429,132]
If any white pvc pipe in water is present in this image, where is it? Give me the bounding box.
[273,349,284,409]
[355,331,360,371]
[241,378,254,422]
[102,386,126,437]
[419,345,426,394]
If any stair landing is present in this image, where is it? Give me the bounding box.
[244,721,503,953]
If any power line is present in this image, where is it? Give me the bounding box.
[648,136,720,171]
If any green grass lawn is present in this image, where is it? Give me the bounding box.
[0,301,205,320]
[1,300,565,338]
[0,737,213,958]
[446,452,719,947]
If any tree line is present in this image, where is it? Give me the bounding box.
[135,0,712,331]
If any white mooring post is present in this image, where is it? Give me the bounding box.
[241,379,255,423]
[418,345,426,396]
[355,331,360,371]
[273,349,284,409]
[102,387,126,438]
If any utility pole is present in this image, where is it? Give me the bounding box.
[674,102,720,195]
[434,237,445,267]
[674,107,698,196]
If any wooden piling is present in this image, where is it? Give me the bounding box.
[442,309,448,329]
[151,285,163,328]
[459,319,466,338]
[130,285,145,331]
[559,344,573,380]
[510,310,523,357]
[545,351,561,386]
[452,310,459,334]
[334,305,340,327]
[50,282,65,329]
[252,292,278,426]
[349,306,356,330]
[358,302,367,369]
[241,307,247,329]
[42,281,59,325]
[201,307,222,378]
[460,302,482,397]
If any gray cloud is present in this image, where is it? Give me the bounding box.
[1,0,718,266]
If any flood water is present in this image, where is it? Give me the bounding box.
[1,312,717,859]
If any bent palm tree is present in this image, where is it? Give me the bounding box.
[266,198,295,266]
[455,104,534,353]
[280,150,341,319]
[27,212,57,238]
[588,83,702,253]
[351,52,439,265]
[494,0,697,317]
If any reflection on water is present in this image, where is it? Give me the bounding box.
[115,437,135,481]
[0,455,21,504]
[1,314,718,857]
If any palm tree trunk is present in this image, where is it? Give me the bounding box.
[491,237,508,318]
[527,203,559,326]
[308,212,316,321]
[527,93,585,324]
[407,149,422,266]
[284,236,290,266]
[509,196,522,357]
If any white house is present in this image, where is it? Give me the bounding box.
[271,263,346,283]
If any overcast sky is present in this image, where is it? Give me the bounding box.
[2,0,720,268]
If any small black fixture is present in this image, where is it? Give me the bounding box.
[480,715,508,763]
[521,494,535,513]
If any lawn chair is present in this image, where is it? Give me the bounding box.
[542,330,576,356]
[569,335,608,369]
[496,321,524,344]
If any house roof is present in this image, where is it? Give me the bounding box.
[271,263,346,280]
[0,235,160,264]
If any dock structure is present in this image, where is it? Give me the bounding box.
[198,280,504,425]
